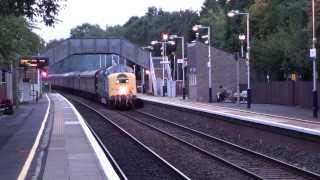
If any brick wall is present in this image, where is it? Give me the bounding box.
[187,42,247,102]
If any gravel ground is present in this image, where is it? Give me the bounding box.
[141,102,320,175]
[99,107,256,180]
[127,110,317,180]
[71,100,187,180]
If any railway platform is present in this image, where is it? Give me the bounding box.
[0,93,120,180]
[138,94,320,137]
[0,96,48,179]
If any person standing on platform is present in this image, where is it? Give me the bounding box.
[217,85,227,102]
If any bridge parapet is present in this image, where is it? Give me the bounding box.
[40,38,150,69]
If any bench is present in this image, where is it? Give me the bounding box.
[233,90,247,103]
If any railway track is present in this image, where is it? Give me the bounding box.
[64,94,256,179]
[70,98,190,180]
[65,93,320,179]
[120,109,320,180]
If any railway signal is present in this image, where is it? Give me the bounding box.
[41,70,48,79]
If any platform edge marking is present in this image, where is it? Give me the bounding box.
[17,94,51,180]
[59,94,121,180]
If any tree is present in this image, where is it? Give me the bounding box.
[199,0,253,51]
[0,0,65,26]
[0,16,43,64]
[250,0,310,80]
[123,8,199,46]
[105,25,125,37]
[70,23,105,38]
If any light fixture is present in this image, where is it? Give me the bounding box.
[168,41,176,45]
[169,35,178,39]
[238,34,246,41]
[162,33,169,41]
[151,41,159,45]
[192,25,202,31]
[201,35,209,39]
[227,10,239,17]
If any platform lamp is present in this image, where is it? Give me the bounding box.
[228,10,252,109]
[238,34,246,58]
[169,34,187,100]
[193,24,213,103]
[311,0,318,118]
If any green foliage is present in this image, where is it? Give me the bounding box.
[105,25,125,37]
[250,0,311,80]
[199,0,315,81]
[0,0,62,65]
[57,1,317,81]
[66,8,199,58]
[70,23,106,38]
[122,8,199,45]
[0,16,43,64]
[200,6,228,48]
[0,0,64,26]
[199,0,253,51]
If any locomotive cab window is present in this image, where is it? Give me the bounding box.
[118,79,128,83]
[117,74,129,84]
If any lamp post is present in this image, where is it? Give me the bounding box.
[228,10,252,109]
[193,24,213,103]
[311,0,318,118]
[239,34,246,58]
[236,34,246,105]
[170,34,187,100]
[151,36,175,97]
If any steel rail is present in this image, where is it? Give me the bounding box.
[68,96,191,180]
[118,111,264,180]
[134,110,320,180]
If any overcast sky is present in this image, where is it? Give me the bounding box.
[34,0,205,42]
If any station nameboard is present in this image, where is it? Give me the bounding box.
[19,57,49,68]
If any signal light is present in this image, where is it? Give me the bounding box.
[41,70,48,79]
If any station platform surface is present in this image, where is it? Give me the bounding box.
[138,94,320,137]
[0,93,119,180]
[0,97,48,179]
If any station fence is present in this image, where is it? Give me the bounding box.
[0,84,6,102]
[252,81,320,108]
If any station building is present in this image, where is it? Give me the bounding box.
[187,42,248,102]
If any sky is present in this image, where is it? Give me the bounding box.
[34,0,205,42]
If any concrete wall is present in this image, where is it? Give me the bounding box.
[187,42,247,102]
[40,38,150,69]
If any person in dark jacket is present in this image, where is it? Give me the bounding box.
[217,85,227,102]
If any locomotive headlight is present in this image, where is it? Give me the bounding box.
[119,87,128,95]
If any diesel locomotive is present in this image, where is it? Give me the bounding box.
[49,64,137,108]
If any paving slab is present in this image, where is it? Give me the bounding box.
[42,93,119,180]
[0,97,48,180]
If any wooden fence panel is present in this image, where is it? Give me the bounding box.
[252,81,320,108]
[0,85,6,101]
[252,83,268,104]
[294,81,313,108]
